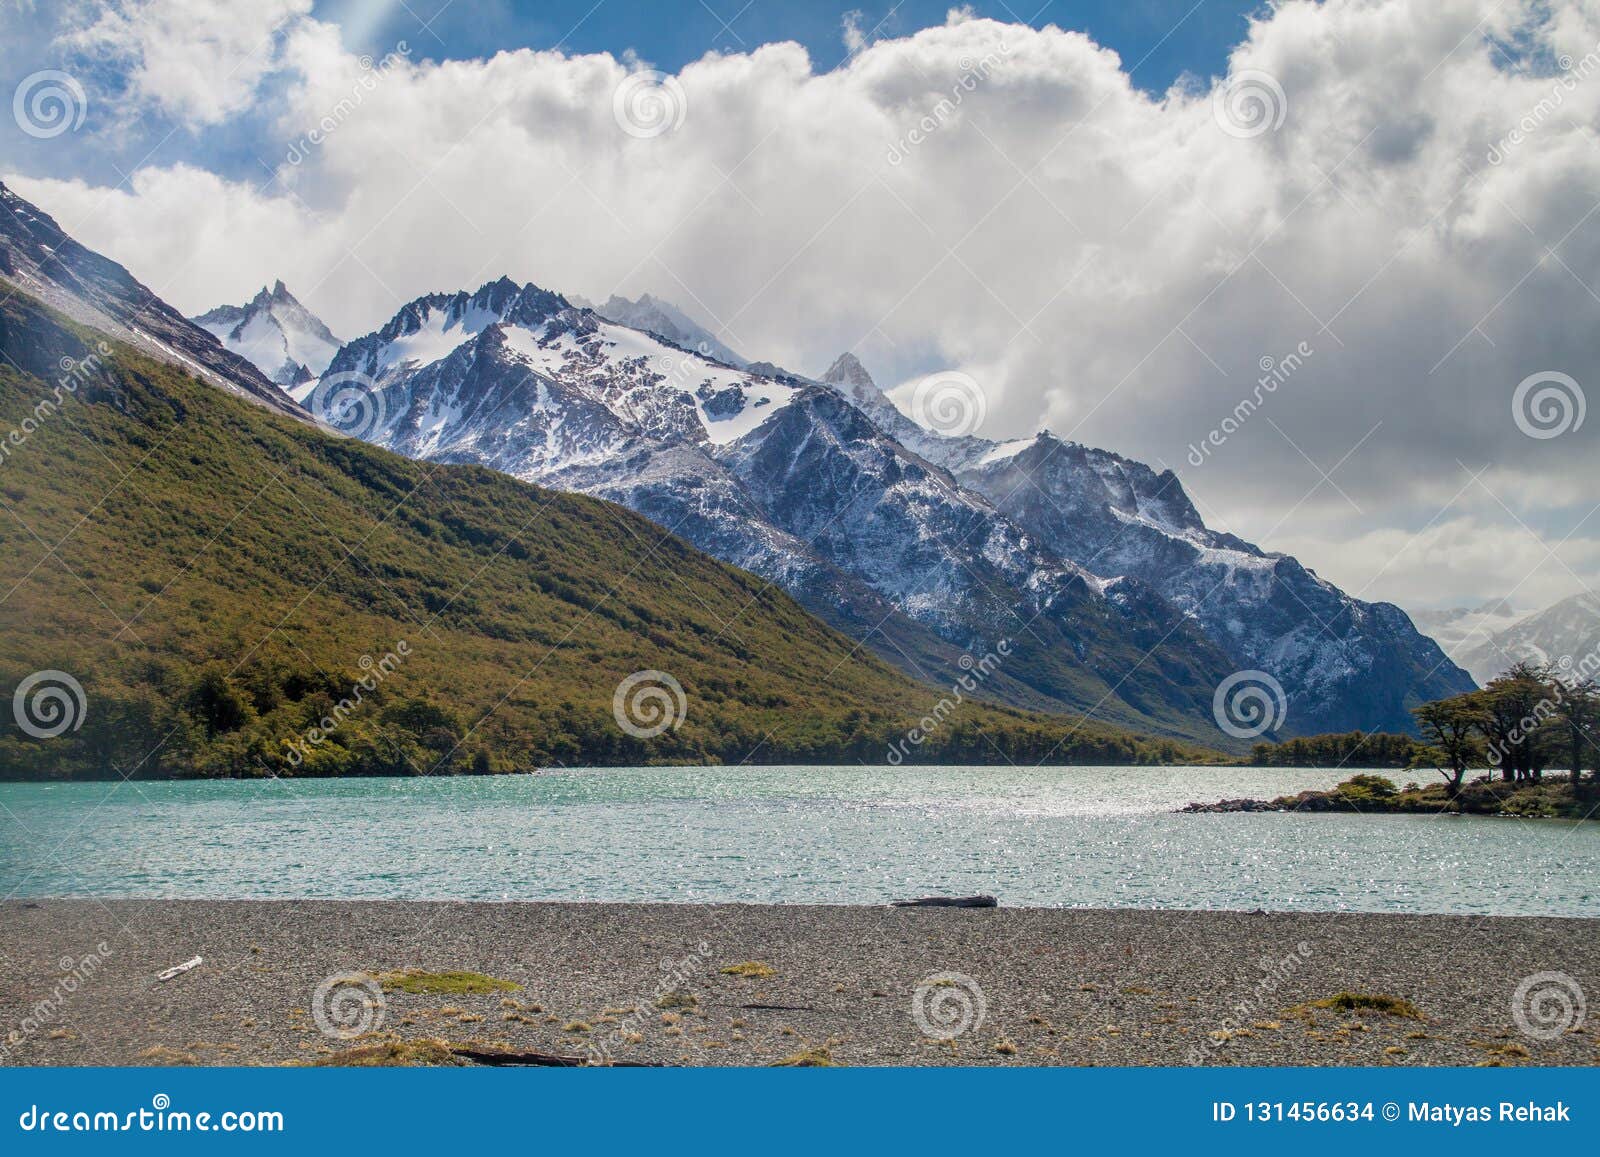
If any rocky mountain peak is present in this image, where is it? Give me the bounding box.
[288,272,1476,740]
[192,280,342,388]
[821,352,877,392]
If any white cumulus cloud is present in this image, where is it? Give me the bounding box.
[58,0,312,128]
[9,0,1600,612]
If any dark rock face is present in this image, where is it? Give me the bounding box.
[0,182,306,420]
[306,288,1238,740]
[955,434,1475,735]
[291,282,1473,741]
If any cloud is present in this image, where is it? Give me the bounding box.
[58,0,312,128]
[1271,514,1600,613]
[9,0,1600,610]
[841,11,868,56]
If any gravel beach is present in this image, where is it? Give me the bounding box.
[2,901,1595,1067]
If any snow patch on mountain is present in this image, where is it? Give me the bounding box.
[301,284,1473,739]
[575,291,748,369]
[1425,593,1600,685]
[191,281,341,387]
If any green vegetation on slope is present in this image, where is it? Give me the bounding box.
[0,293,1218,778]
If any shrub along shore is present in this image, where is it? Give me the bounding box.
[1197,661,1599,819]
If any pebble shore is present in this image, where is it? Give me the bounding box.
[2,901,1595,1067]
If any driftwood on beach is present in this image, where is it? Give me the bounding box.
[890,894,997,908]
[449,1046,662,1068]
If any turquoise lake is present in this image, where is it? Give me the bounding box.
[2,766,1596,915]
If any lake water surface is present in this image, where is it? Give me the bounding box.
[2,766,1596,915]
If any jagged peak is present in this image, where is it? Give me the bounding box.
[820,352,876,391]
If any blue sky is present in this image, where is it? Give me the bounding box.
[316,0,1264,87]
[2,1,1269,195]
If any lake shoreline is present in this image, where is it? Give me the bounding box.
[1184,774,1600,821]
[4,900,1595,1068]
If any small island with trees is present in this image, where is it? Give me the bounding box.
[1188,662,1598,820]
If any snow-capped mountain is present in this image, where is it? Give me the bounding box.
[947,432,1475,734]
[1428,593,1600,685]
[298,278,1239,739]
[821,353,1475,733]
[0,181,305,418]
[1411,601,1526,684]
[575,291,748,369]
[286,277,1472,740]
[191,281,341,387]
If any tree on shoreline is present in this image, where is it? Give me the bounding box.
[1479,663,1554,782]
[1411,695,1487,796]
[1553,676,1598,795]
